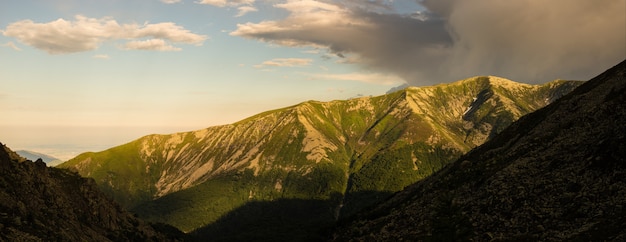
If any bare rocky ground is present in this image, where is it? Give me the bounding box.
[0,143,186,242]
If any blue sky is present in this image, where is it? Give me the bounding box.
[1,0,624,159]
[1,0,410,127]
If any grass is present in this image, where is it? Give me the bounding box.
[59,77,583,234]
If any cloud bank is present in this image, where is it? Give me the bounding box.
[232,0,626,84]
[2,15,207,54]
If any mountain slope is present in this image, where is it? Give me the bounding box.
[332,61,626,240]
[0,143,185,241]
[59,77,581,232]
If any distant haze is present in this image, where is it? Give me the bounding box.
[1,125,199,161]
[15,150,59,163]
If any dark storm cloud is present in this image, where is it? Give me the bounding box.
[421,0,626,83]
[234,0,625,84]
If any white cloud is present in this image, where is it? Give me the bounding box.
[235,6,258,17]
[313,72,404,85]
[276,0,344,13]
[302,49,320,54]
[195,0,254,7]
[196,0,257,16]
[124,39,182,51]
[254,58,313,68]
[2,15,207,54]
[161,0,182,4]
[92,54,110,59]
[1,41,22,51]
[133,22,207,44]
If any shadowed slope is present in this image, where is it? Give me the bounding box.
[332,60,626,241]
[0,143,185,241]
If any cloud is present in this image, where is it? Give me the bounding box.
[254,58,313,68]
[302,49,320,54]
[235,6,258,17]
[161,0,182,4]
[132,22,207,44]
[232,0,451,84]
[196,0,257,16]
[1,41,22,51]
[92,54,110,59]
[124,39,182,51]
[2,15,207,54]
[313,72,405,85]
[195,0,254,7]
[232,0,626,84]
[419,0,626,83]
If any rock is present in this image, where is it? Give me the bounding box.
[332,60,626,241]
[0,143,186,241]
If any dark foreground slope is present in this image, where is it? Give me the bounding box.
[333,61,626,241]
[0,143,184,241]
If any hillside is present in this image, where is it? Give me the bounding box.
[0,143,185,241]
[59,77,581,234]
[332,61,626,240]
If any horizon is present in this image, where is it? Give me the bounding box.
[1,0,624,160]
[0,76,596,161]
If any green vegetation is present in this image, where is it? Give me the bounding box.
[134,165,346,232]
[341,143,461,217]
[60,140,156,208]
[190,198,338,241]
[59,77,583,234]
[133,171,255,232]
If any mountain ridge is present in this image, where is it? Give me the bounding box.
[59,76,582,232]
[331,60,626,241]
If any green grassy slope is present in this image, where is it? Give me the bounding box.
[59,77,582,233]
[331,60,625,242]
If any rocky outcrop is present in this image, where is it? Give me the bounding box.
[332,60,626,240]
[0,143,185,241]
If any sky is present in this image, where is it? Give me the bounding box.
[1,0,625,160]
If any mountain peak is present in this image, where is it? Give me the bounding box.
[386,83,410,94]
[332,60,626,241]
[59,76,582,233]
[404,75,535,95]
[485,75,531,87]
[447,75,531,89]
